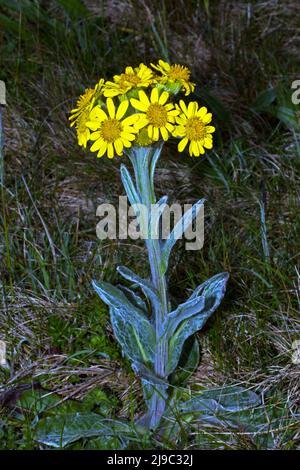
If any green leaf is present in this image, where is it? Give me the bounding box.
[161,199,205,275]
[273,105,299,130]
[117,265,159,307]
[252,87,277,112]
[117,285,148,313]
[120,164,141,207]
[151,195,168,239]
[169,335,200,386]
[35,412,134,448]
[92,280,155,367]
[149,143,164,194]
[179,385,260,415]
[161,293,205,338]
[166,272,229,375]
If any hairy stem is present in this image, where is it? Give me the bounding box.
[129,145,169,428]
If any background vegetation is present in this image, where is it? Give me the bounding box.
[0,0,299,449]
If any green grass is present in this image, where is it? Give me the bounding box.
[0,0,299,450]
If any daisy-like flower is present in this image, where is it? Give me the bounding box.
[103,63,153,98]
[69,79,104,147]
[85,98,140,158]
[173,100,215,156]
[75,108,91,148]
[151,60,195,96]
[69,79,104,125]
[130,88,179,141]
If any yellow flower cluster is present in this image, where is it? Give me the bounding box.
[69,60,215,158]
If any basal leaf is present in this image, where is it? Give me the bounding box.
[35,412,134,448]
[179,385,261,415]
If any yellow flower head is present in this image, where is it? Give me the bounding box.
[103,63,153,98]
[173,100,215,156]
[85,98,140,158]
[69,79,104,147]
[69,79,104,125]
[151,60,195,96]
[130,88,179,142]
[75,109,91,148]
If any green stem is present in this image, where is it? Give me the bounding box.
[129,145,169,428]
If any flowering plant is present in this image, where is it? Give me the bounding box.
[69,60,214,157]
[35,61,261,448]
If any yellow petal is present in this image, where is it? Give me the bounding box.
[160,126,168,141]
[189,141,194,156]
[89,131,101,141]
[165,122,174,132]
[91,138,105,152]
[116,100,129,120]
[179,100,188,116]
[178,137,188,152]
[148,125,153,139]
[153,127,159,141]
[103,88,119,98]
[175,116,187,125]
[122,139,132,148]
[122,114,140,126]
[125,66,134,74]
[151,87,159,103]
[202,113,212,124]
[134,118,148,130]
[158,59,170,71]
[114,138,123,155]
[130,98,148,112]
[193,142,200,157]
[187,101,197,117]
[206,126,215,134]
[197,106,208,118]
[121,131,135,141]
[204,138,213,149]
[158,91,169,105]
[176,125,187,136]
[165,103,175,111]
[86,121,100,131]
[168,109,180,116]
[97,143,107,158]
[89,106,107,121]
[106,98,115,118]
[138,90,150,105]
[107,143,114,158]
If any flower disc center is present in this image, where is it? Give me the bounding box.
[168,65,190,82]
[101,118,122,142]
[147,103,168,127]
[185,117,206,141]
